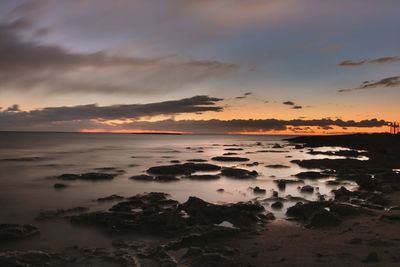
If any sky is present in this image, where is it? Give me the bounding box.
[0,0,399,134]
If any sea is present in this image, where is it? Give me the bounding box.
[0,132,358,251]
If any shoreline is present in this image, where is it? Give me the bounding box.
[1,133,399,266]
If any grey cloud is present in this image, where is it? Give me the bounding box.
[283,101,302,109]
[0,20,237,95]
[0,95,223,130]
[339,56,400,66]
[235,92,253,99]
[283,101,295,106]
[339,76,400,92]
[0,100,387,133]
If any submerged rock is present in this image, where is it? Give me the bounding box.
[147,163,221,175]
[0,224,40,242]
[187,159,208,162]
[0,250,51,266]
[37,207,89,220]
[300,185,314,193]
[307,209,341,228]
[53,183,68,189]
[220,168,258,179]
[271,201,283,210]
[96,194,124,202]
[253,186,266,194]
[286,202,325,220]
[223,152,238,156]
[332,186,354,200]
[57,172,117,181]
[130,174,154,181]
[265,164,290,169]
[212,156,250,162]
[274,179,304,190]
[294,171,330,180]
[224,148,244,151]
[184,174,221,180]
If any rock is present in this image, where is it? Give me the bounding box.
[96,194,124,202]
[300,185,314,193]
[294,171,329,180]
[276,179,287,190]
[130,174,154,181]
[220,168,258,179]
[170,160,180,163]
[181,196,265,228]
[0,224,40,242]
[253,186,266,194]
[37,207,89,220]
[53,183,68,189]
[271,201,283,210]
[307,149,361,158]
[272,144,283,149]
[223,152,238,156]
[274,179,304,190]
[187,159,208,162]
[332,186,353,200]
[286,202,325,220]
[57,172,117,181]
[330,203,363,217]
[366,194,389,206]
[189,252,238,267]
[71,193,266,236]
[307,209,341,228]
[147,163,221,175]
[185,175,220,180]
[355,175,377,190]
[217,188,224,192]
[325,180,342,186]
[0,250,51,266]
[264,212,276,220]
[265,164,290,169]
[362,252,379,263]
[211,156,250,162]
[224,148,243,151]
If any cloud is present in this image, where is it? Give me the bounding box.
[291,105,302,109]
[0,95,223,130]
[282,101,302,109]
[0,19,237,96]
[339,76,400,92]
[339,56,400,66]
[235,92,253,99]
[283,101,295,106]
[0,97,387,133]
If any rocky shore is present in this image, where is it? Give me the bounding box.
[1,133,400,266]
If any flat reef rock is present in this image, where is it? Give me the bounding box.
[0,224,40,242]
[70,193,267,236]
[147,163,221,175]
[211,156,250,162]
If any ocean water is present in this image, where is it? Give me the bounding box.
[0,132,357,250]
